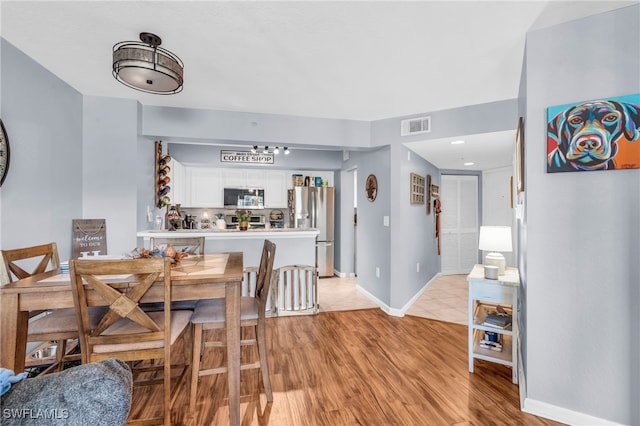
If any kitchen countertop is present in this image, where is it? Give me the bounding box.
[137,228,320,239]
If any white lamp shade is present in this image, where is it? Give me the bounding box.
[478,226,512,252]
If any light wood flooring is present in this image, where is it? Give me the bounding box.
[128,275,563,425]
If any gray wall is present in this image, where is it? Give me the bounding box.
[168,142,343,170]
[524,5,639,424]
[0,39,83,259]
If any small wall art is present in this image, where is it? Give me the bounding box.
[547,93,640,173]
[410,172,425,204]
[365,174,378,202]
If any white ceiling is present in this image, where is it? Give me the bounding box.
[1,0,636,169]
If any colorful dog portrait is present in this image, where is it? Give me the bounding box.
[547,94,640,173]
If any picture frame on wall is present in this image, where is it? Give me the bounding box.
[516,116,525,193]
[546,94,640,173]
[410,172,425,204]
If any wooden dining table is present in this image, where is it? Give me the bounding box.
[0,252,244,426]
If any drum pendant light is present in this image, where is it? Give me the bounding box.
[112,32,184,94]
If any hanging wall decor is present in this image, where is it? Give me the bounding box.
[426,175,432,214]
[365,174,378,202]
[547,93,640,173]
[410,172,425,204]
[155,141,171,208]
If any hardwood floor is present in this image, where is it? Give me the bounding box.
[131,309,562,425]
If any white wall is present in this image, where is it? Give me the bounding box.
[524,6,639,424]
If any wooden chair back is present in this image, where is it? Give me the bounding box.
[69,257,171,363]
[149,237,205,255]
[255,240,277,319]
[275,264,318,315]
[0,242,60,285]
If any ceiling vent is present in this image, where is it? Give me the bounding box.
[401,116,431,136]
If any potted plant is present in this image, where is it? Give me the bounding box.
[235,209,252,231]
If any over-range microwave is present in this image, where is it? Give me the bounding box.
[223,188,265,209]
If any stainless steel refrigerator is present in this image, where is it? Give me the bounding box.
[289,186,335,277]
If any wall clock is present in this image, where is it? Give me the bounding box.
[0,119,10,187]
[365,174,377,202]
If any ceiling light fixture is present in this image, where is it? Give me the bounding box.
[464,162,475,166]
[451,140,465,145]
[112,32,184,94]
[249,146,290,155]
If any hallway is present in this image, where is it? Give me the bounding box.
[318,274,468,324]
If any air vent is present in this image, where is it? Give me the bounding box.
[400,116,431,136]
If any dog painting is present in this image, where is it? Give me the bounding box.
[547,94,640,172]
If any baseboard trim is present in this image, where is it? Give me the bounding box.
[394,273,442,316]
[523,398,622,425]
[354,284,394,315]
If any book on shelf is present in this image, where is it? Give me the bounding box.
[483,319,511,329]
[483,307,512,328]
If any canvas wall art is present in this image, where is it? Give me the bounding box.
[547,93,640,173]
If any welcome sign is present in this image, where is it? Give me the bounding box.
[72,219,107,258]
[220,150,274,164]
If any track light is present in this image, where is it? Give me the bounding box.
[248,145,291,155]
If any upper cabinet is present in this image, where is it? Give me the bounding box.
[173,166,333,208]
[188,167,222,207]
[264,171,288,208]
[170,159,187,205]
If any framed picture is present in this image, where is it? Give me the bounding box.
[365,174,378,202]
[547,94,640,172]
[410,172,425,204]
[516,117,524,193]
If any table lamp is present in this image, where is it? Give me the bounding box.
[478,226,512,275]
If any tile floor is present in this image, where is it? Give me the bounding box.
[318,274,469,325]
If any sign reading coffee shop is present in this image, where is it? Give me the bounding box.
[220,151,274,164]
[72,219,107,258]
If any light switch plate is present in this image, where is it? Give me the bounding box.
[383,216,389,227]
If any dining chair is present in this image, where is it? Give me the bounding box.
[188,239,276,413]
[274,264,319,315]
[149,236,205,255]
[142,236,205,312]
[69,257,192,426]
[0,242,103,375]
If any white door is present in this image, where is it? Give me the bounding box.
[440,175,478,275]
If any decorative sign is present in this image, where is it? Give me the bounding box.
[220,151,274,164]
[410,172,425,204]
[72,219,107,258]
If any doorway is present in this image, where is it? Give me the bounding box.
[440,175,479,275]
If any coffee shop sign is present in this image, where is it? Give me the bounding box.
[221,151,274,164]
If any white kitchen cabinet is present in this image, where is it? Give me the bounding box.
[170,159,187,205]
[222,169,245,188]
[264,171,288,208]
[467,264,519,384]
[245,170,265,188]
[188,167,222,207]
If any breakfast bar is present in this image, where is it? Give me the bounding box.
[137,228,320,270]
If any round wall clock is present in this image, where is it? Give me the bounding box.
[0,119,10,187]
[365,174,378,202]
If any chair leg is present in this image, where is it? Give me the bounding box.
[55,339,67,372]
[255,323,273,401]
[164,347,171,426]
[189,323,203,414]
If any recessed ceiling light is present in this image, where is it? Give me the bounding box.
[464,162,474,166]
[451,140,465,145]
